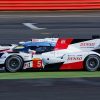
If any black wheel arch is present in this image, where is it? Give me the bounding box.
[84,54,100,62]
[4,54,24,65]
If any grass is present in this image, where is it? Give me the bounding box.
[0,71,100,79]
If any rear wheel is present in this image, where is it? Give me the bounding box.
[5,55,23,72]
[84,55,100,71]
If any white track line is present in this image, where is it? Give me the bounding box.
[23,23,46,30]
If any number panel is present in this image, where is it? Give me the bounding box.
[33,58,43,68]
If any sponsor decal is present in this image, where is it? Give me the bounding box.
[23,63,30,69]
[61,40,66,44]
[80,43,95,48]
[67,57,82,61]
[67,55,82,61]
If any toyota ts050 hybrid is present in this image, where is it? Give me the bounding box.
[0,37,100,72]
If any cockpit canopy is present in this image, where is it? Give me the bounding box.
[13,41,55,54]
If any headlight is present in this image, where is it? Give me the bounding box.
[0,53,4,58]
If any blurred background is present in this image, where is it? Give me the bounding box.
[0,1,100,100]
[0,0,100,43]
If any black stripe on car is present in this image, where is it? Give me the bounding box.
[93,49,100,54]
[71,39,91,44]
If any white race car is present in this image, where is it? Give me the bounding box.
[0,37,100,72]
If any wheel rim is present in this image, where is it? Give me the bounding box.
[88,58,98,68]
[9,58,20,69]
[6,57,22,72]
[86,56,100,71]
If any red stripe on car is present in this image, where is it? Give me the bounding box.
[54,38,73,50]
[60,61,83,70]
[0,49,9,52]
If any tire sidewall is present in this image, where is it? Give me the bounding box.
[85,55,100,71]
[5,55,23,72]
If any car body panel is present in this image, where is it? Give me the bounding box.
[0,38,100,71]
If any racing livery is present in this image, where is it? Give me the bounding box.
[0,37,100,72]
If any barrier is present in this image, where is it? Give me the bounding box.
[0,0,100,11]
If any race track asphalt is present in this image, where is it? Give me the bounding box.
[0,11,100,43]
[0,78,100,100]
[0,11,100,100]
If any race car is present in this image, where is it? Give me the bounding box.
[0,36,100,72]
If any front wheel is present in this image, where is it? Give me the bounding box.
[84,55,100,71]
[5,55,23,72]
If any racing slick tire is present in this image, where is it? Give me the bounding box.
[84,54,100,71]
[5,55,24,72]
